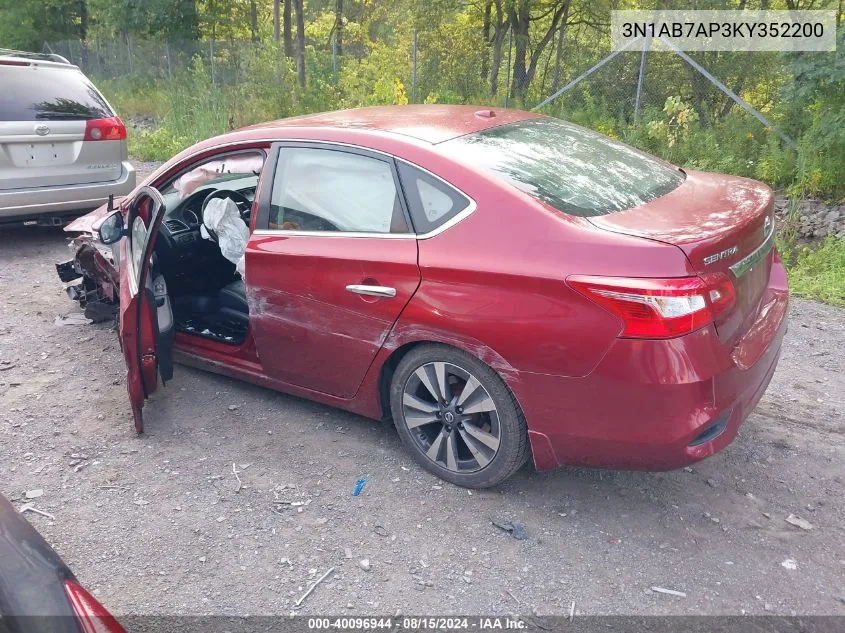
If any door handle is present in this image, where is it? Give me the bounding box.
[345,284,397,298]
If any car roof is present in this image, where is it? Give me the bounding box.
[239,105,542,144]
[0,48,75,69]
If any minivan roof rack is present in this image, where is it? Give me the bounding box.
[0,48,71,64]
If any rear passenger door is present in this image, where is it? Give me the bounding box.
[245,143,420,399]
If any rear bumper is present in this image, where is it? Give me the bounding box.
[516,259,789,472]
[0,161,135,223]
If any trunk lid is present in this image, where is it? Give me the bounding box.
[588,170,775,343]
[0,62,123,189]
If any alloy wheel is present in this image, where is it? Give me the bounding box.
[401,361,501,473]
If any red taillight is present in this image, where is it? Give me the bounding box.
[701,272,736,320]
[567,274,735,339]
[63,580,126,633]
[0,59,29,66]
[84,117,126,142]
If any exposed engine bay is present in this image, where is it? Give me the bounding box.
[58,152,263,345]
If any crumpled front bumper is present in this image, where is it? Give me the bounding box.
[56,232,121,318]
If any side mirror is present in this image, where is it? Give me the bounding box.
[97,210,125,245]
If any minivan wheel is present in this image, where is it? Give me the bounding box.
[389,344,530,488]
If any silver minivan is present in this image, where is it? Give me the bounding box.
[0,50,135,225]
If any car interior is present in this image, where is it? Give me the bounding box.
[152,151,264,346]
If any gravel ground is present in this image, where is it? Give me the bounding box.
[0,223,843,618]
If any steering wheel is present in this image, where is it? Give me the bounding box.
[201,189,253,220]
[199,189,253,242]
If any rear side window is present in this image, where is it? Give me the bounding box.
[441,118,685,217]
[0,66,113,121]
[397,163,471,234]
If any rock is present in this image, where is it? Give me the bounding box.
[781,559,798,570]
[784,514,813,530]
[25,489,44,499]
[359,559,371,571]
[651,586,687,597]
[228,404,239,411]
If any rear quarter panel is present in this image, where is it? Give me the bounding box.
[392,157,694,379]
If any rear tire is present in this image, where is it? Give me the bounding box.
[389,344,529,488]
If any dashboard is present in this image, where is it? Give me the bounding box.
[159,175,257,248]
[154,176,257,295]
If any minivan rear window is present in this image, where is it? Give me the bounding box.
[0,66,113,121]
[441,118,685,217]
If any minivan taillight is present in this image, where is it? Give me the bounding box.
[63,580,126,633]
[567,274,735,339]
[84,117,126,141]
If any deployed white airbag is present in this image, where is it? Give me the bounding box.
[200,197,249,277]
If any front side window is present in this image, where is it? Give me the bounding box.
[441,118,685,217]
[162,152,265,200]
[269,148,407,233]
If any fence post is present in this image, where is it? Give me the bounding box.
[331,33,337,75]
[126,34,133,75]
[210,39,216,87]
[634,35,650,125]
[165,41,172,80]
[411,30,417,103]
[95,38,102,76]
[504,28,512,108]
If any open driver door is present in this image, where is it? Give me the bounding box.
[101,186,174,433]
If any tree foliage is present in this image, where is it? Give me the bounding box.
[1,0,842,198]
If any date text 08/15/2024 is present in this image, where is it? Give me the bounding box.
[307,617,526,630]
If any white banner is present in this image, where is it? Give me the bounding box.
[611,10,837,52]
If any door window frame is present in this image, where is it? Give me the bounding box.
[126,186,166,297]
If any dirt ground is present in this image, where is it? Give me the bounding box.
[1,219,843,618]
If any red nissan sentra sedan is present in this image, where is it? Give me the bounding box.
[58,105,788,488]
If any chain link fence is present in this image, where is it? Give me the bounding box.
[45,38,282,86]
[46,35,786,124]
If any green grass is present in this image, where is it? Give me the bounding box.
[782,236,845,306]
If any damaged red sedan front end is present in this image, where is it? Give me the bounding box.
[56,198,125,320]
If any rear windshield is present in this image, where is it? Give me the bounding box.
[442,118,685,217]
[0,66,113,121]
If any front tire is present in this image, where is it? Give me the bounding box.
[389,344,529,488]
